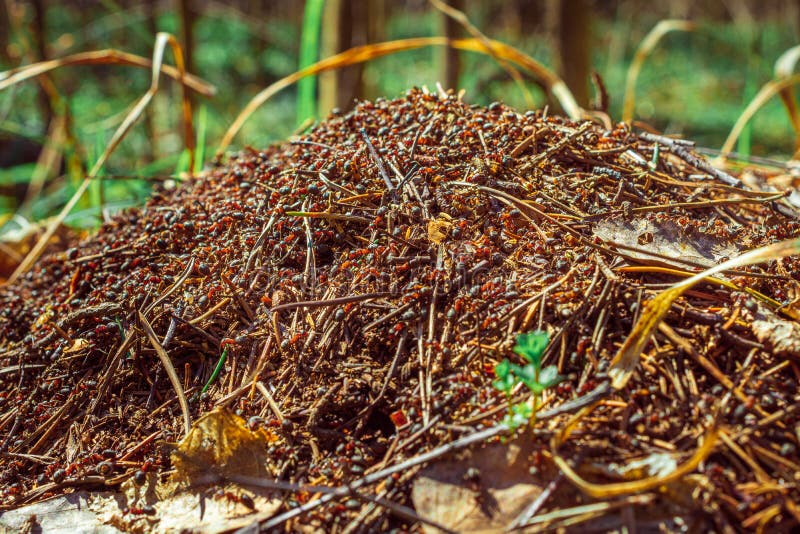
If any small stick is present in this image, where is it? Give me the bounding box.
[360,128,396,197]
[670,143,743,187]
[89,332,137,414]
[270,292,392,314]
[256,381,285,424]
[221,274,256,322]
[144,257,195,316]
[188,297,231,325]
[638,131,695,147]
[531,122,592,165]
[119,430,162,462]
[139,311,191,436]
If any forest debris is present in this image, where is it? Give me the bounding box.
[411,436,550,533]
[751,303,800,358]
[1,89,799,531]
[0,492,122,533]
[593,218,740,269]
[167,408,277,490]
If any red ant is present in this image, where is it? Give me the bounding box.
[214,489,256,510]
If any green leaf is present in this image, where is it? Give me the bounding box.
[492,375,515,394]
[513,331,550,367]
[529,382,545,395]
[492,359,516,393]
[511,363,538,391]
[512,402,533,419]
[538,365,564,389]
[502,402,533,430]
[494,359,511,380]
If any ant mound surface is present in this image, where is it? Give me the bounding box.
[1,89,799,531]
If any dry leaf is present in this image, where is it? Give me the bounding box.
[0,492,122,533]
[85,409,282,533]
[750,303,800,358]
[87,471,280,534]
[412,435,554,533]
[63,338,89,353]
[168,407,277,489]
[593,218,740,269]
[427,214,453,245]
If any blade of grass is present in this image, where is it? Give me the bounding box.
[19,113,66,214]
[608,237,800,390]
[5,33,196,285]
[622,20,694,123]
[552,408,718,498]
[718,73,800,162]
[615,265,784,311]
[201,347,229,394]
[297,0,325,125]
[86,131,107,215]
[217,36,580,156]
[194,104,207,174]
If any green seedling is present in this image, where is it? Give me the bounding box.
[492,331,563,431]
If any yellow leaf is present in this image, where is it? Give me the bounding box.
[427,214,453,245]
[169,407,277,490]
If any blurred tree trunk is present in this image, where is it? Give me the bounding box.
[144,0,159,163]
[319,0,343,114]
[318,0,374,115]
[438,0,463,91]
[177,0,195,76]
[251,0,268,86]
[30,0,54,125]
[0,0,11,65]
[551,0,591,108]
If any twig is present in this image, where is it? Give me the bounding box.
[139,311,191,436]
[270,292,392,313]
[669,143,743,187]
[260,382,611,529]
[360,128,396,197]
[256,381,284,424]
[144,257,195,316]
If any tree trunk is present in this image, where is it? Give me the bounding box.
[177,0,195,76]
[0,0,12,65]
[30,0,54,125]
[317,0,373,115]
[554,0,591,108]
[438,0,464,91]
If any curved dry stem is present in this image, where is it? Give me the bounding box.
[718,74,800,162]
[608,237,800,390]
[0,49,215,96]
[774,44,800,148]
[216,36,580,156]
[622,20,694,123]
[139,311,192,437]
[5,33,197,285]
[429,0,534,108]
[552,404,719,498]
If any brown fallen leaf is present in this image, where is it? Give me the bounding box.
[411,434,556,533]
[168,407,278,489]
[427,214,453,245]
[750,303,800,359]
[87,471,280,534]
[593,218,740,270]
[87,408,282,533]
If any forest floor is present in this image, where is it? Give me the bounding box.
[1,89,799,532]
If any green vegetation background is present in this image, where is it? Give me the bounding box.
[1,2,798,227]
